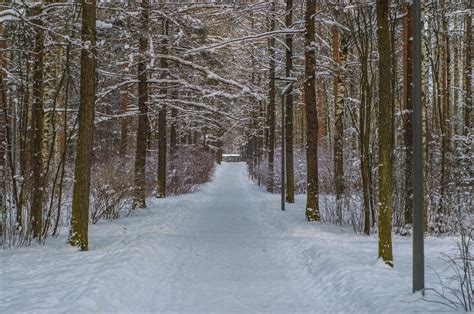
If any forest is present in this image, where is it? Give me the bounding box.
[0,0,472,312]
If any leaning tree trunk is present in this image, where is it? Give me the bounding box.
[30,6,46,240]
[304,0,320,221]
[157,20,168,199]
[69,0,96,251]
[133,0,149,209]
[284,0,295,203]
[376,0,393,266]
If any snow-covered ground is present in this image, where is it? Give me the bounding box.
[0,163,459,313]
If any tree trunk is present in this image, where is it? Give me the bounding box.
[247,136,254,177]
[120,83,130,156]
[453,45,459,135]
[170,107,177,155]
[361,72,372,235]
[157,104,167,198]
[133,0,149,209]
[192,123,197,144]
[438,1,450,231]
[257,100,265,186]
[356,11,373,234]
[0,23,6,234]
[389,12,397,159]
[376,0,393,266]
[119,0,133,157]
[267,0,276,193]
[57,47,66,158]
[421,4,428,231]
[304,0,320,221]
[30,6,46,240]
[464,2,472,135]
[17,55,30,229]
[402,3,414,227]
[69,0,96,250]
[157,20,168,199]
[54,47,64,162]
[332,24,345,225]
[285,0,295,203]
[317,82,324,144]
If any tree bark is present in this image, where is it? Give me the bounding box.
[170,107,177,155]
[421,4,428,231]
[57,47,66,158]
[0,23,6,234]
[304,0,320,221]
[133,0,149,209]
[332,23,345,225]
[30,6,45,240]
[267,0,276,193]
[285,0,295,203]
[361,72,372,235]
[402,3,414,226]
[157,20,168,199]
[354,7,373,235]
[120,82,130,156]
[438,0,450,230]
[17,52,30,229]
[317,82,324,144]
[69,0,96,250]
[464,2,472,135]
[257,100,265,186]
[376,0,393,266]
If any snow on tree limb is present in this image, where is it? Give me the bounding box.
[155,54,263,100]
[184,29,303,56]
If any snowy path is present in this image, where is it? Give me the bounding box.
[146,163,314,312]
[1,163,315,313]
[1,162,455,313]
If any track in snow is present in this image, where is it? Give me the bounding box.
[145,162,315,312]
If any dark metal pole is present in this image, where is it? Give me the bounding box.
[271,77,295,212]
[412,0,425,294]
[281,91,286,211]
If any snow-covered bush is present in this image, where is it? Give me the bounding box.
[89,145,215,223]
[167,145,215,196]
[250,146,363,227]
[90,160,133,224]
[144,144,215,197]
[437,214,473,311]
